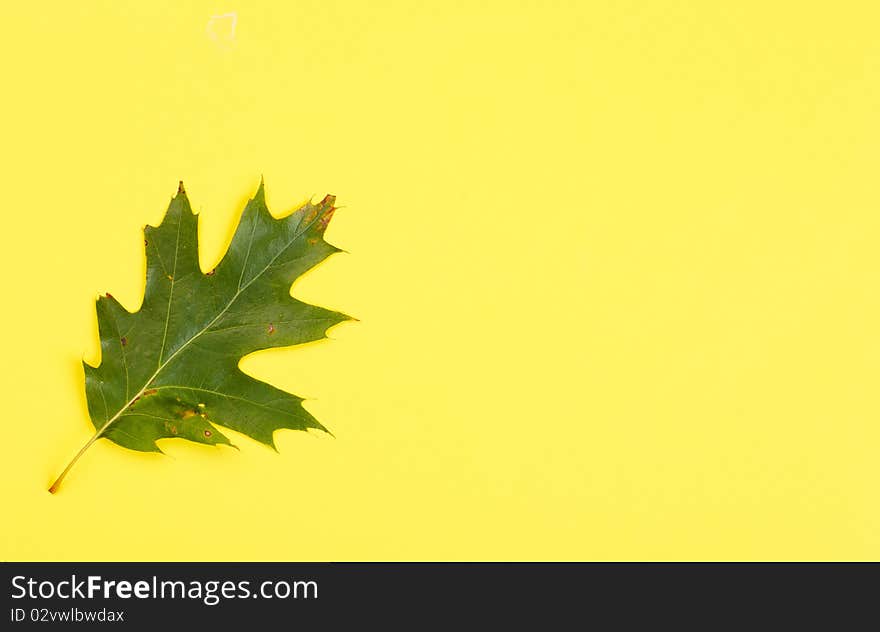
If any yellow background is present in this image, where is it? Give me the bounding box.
[1,1,878,560]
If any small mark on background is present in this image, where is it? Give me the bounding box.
[206,12,237,46]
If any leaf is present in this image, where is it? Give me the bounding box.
[49,181,350,493]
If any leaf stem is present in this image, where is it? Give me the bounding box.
[48,396,136,493]
[48,432,101,494]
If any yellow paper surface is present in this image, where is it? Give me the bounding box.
[1,1,878,560]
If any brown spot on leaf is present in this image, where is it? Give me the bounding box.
[204,429,212,438]
[318,207,335,230]
[143,389,158,396]
[181,409,197,420]
[166,274,174,281]
[267,323,276,335]
[206,269,215,276]
[105,292,113,299]
[120,336,127,346]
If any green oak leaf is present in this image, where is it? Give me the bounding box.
[50,181,350,493]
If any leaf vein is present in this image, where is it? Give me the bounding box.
[156,216,182,367]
